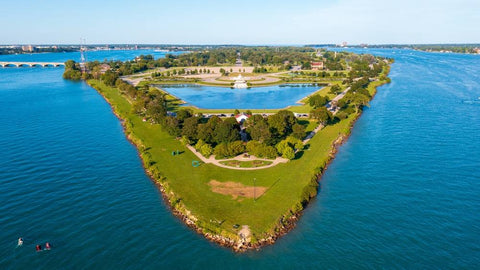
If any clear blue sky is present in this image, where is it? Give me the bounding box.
[1,0,479,45]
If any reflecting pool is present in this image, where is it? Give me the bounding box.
[156,83,324,109]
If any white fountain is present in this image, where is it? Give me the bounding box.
[233,74,248,89]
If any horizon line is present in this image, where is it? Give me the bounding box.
[1,43,480,46]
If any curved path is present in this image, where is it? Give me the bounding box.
[186,145,288,170]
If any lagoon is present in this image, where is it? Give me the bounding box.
[156,83,324,109]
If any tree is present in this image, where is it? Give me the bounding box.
[213,143,230,158]
[176,109,193,123]
[308,95,329,108]
[180,136,192,146]
[282,146,295,160]
[65,60,77,70]
[286,136,304,150]
[63,69,82,80]
[268,110,296,138]
[195,139,206,151]
[350,93,370,113]
[125,85,137,99]
[276,137,302,159]
[292,123,305,140]
[132,99,146,115]
[229,141,246,156]
[197,116,221,144]
[214,118,240,144]
[276,136,303,153]
[163,116,181,137]
[246,141,277,158]
[200,144,213,157]
[310,107,333,125]
[329,84,342,95]
[301,61,311,70]
[234,109,240,115]
[146,99,166,123]
[101,70,119,86]
[181,117,199,140]
[246,115,272,144]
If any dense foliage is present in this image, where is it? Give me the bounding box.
[62,60,83,80]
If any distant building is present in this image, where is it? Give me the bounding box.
[311,61,324,70]
[235,113,250,124]
[21,45,35,52]
[99,64,111,74]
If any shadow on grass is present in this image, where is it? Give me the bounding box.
[298,119,310,126]
[293,150,305,160]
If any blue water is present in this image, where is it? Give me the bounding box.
[157,84,323,109]
[1,49,480,269]
[0,49,183,63]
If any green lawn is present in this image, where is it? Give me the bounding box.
[88,75,385,243]
[219,160,273,168]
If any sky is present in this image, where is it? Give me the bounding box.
[1,0,479,45]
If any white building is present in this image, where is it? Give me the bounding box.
[235,113,250,124]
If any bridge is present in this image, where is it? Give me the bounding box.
[0,62,65,68]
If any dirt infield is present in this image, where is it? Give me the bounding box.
[209,180,267,200]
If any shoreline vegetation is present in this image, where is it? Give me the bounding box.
[335,44,480,55]
[65,47,392,252]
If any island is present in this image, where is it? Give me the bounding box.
[63,46,393,252]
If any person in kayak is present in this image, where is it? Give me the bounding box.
[36,244,42,252]
[45,242,51,250]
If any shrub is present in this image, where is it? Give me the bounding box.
[195,139,206,151]
[276,137,303,154]
[200,144,213,158]
[262,146,278,159]
[229,141,246,156]
[180,136,192,146]
[282,146,295,160]
[246,141,278,159]
[214,143,230,159]
[246,141,261,154]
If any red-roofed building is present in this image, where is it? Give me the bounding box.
[235,113,250,124]
[311,61,324,71]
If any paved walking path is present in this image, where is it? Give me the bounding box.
[186,145,288,170]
